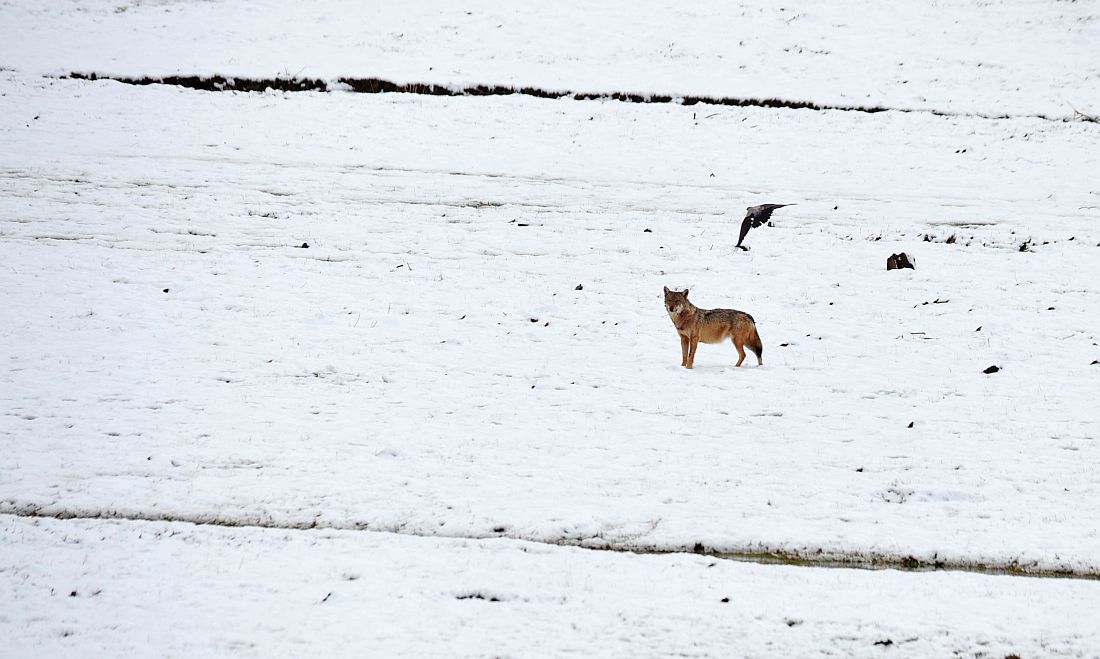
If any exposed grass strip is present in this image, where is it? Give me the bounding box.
[63,72,1097,124]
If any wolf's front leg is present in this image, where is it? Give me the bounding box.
[680,334,690,367]
[686,336,699,369]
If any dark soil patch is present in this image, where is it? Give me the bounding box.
[456,592,501,602]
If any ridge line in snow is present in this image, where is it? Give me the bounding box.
[4,504,1097,581]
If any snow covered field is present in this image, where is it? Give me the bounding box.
[3,0,1099,118]
[6,515,1100,657]
[2,0,1100,656]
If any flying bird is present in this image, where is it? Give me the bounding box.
[736,203,794,251]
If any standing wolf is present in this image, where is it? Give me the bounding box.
[663,287,763,369]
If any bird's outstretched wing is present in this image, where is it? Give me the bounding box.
[746,203,792,226]
[736,203,794,250]
[736,215,754,249]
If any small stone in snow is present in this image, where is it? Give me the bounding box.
[887,252,915,270]
[575,284,583,290]
[983,365,1000,374]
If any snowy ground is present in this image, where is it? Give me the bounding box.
[2,0,1099,118]
[5,514,1100,657]
[2,0,1100,656]
[3,69,1098,569]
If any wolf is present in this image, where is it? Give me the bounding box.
[663,287,763,369]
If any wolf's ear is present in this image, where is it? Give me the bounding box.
[663,286,670,294]
[683,289,689,297]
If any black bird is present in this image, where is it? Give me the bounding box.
[736,203,794,251]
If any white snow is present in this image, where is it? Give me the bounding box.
[2,0,1099,118]
[6,514,1100,657]
[1,0,1100,655]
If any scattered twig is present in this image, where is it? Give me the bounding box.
[1068,103,1098,123]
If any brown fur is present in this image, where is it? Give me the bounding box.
[663,287,763,369]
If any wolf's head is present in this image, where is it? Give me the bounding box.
[663,286,690,315]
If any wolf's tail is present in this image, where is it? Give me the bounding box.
[748,325,763,359]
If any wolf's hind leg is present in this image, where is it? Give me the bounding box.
[732,337,747,367]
